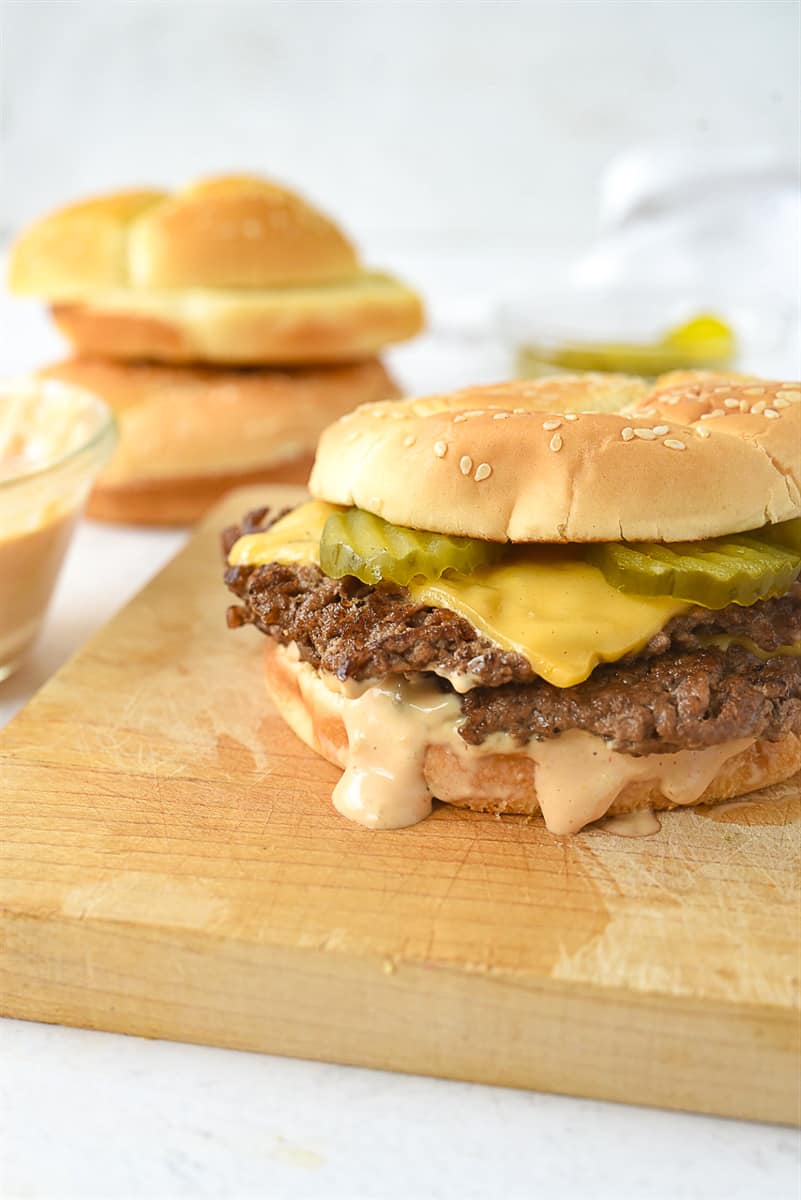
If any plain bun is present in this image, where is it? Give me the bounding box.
[39,356,399,524]
[263,639,801,821]
[9,175,424,364]
[309,373,801,542]
[48,273,423,365]
[9,175,357,294]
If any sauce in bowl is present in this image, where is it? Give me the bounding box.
[0,379,116,680]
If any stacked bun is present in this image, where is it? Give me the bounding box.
[9,175,423,523]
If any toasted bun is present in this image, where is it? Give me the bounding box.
[263,640,801,822]
[39,357,399,524]
[48,274,423,365]
[309,373,801,542]
[9,175,424,363]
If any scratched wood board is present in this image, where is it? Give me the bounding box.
[1,486,799,1124]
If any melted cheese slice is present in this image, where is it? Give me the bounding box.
[228,501,341,567]
[699,634,801,659]
[409,556,686,687]
[228,501,689,687]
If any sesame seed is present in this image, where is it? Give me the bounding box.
[542,419,562,431]
[453,414,468,424]
[564,413,579,421]
[493,412,510,420]
[549,433,563,452]
[433,440,447,458]
[777,388,801,402]
[713,386,731,394]
[621,427,635,441]
[474,462,492,481]
[653,424,670,436]
[751,400,766,413]
[633,428,657,440]
[460,455,473,475]
[696,427,711,439]
[765,408,780,419]
[513,408,527,414]
[663,438,686,451]
[774,398,789,409]
[639,407,656,416]
[700,412,717,420]
[724,398,739,408]
[403,434,416,447]
[743,387,765,395]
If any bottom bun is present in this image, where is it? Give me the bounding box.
[87,455,316,525]
[40,356,399,524]
[263,640,801,828]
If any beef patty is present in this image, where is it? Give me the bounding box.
[223,510,801,756]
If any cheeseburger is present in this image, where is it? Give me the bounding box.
[223,373,801,835]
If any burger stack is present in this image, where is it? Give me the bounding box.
[7,175,423,523]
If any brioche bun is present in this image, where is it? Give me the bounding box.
[39,356,399,525]
[9,175,424,364]
[309,374,801,542]
[263,640,801,821]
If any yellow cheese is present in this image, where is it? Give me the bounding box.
[228,501,690,688]
[409,553,687,687]
[227,501,340,567]
[699,634,801,660]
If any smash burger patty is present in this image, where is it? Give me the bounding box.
[223,373,801,833]
[225,541,801,756]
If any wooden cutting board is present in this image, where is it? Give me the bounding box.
[2,486,799,1124]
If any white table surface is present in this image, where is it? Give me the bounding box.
[1,271,800,1200]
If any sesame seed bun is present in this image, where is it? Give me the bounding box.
[8,175,424,364]
[309,373,801,542]
[39,356,399,525]
[263,639,801,823]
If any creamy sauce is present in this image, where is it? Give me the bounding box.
[0,514,76,670]
[280,649,756,834]
[0,380,111,677]
[332,678,461,829]
[595,810,662,837]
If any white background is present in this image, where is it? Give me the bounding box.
[2,0,800,250]
[2,3,801,1198]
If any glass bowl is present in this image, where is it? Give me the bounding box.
[0,378,116,681]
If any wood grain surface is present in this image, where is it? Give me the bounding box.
[2,486,799,1124]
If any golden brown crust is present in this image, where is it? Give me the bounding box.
[40,357,399,524]
[127,175,358,289]
[309,373,801,542]
[263,640,801,823]
[49,273,424,365]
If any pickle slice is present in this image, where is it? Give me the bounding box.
[320,507,502,586]
[761,517,801,554]
[588,533,801,609]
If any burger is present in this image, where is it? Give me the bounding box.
[8,174,422,523]
[223,372,801,835]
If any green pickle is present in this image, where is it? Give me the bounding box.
[761,517,801,554]
[320,507,502,586]
[588,529,801,609]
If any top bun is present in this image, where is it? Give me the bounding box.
[309,373,801,542]
[9,174,360,296]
